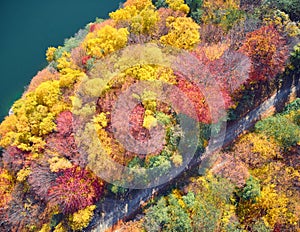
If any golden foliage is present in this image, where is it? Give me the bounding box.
[94,127,113,156]
[251,161,300,194]
[35,80,61,107]
[92,116,126,165]
[46,47,57,62]
[110,3,159,34]
[93,112,109,129]
[160,16,200,50]
[264,10,300,37]
[53,222,66,232]
[143,110,158,129]
[123,0,153,10]
[257,185,289,228]
[16,167,31,182]
[79,77,108,98]
[238,184,295,229]
[233,133,280,168]
[0,114,18,146]
[82,25,129,58]
[141,90,157,111]
[170,152,183,167]
[187,172,237,231]
[131,6,159,34]
[202,42,230,61]
[284,108,300,126]
[48,156,73,172]
[124,64,177,84]
[201,0,244,31]
[0,80,68,152]
[56,51,85,88]
[38,223,51,232]
[109,6,138,22]
[68,205,96,231]
[166,0,190,14]
[202,0,240,23]
[0,168,14,208]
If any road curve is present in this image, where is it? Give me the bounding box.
[90,79,300,232]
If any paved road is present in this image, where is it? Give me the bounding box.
[90,80,300,232]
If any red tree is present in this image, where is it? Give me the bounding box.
[47,166,104,214]
[46,111,85,166]
[239,25,288,81]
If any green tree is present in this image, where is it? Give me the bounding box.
[144,194,192,232]
[255,115,300,148]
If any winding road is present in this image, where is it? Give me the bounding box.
[90,78,300,232]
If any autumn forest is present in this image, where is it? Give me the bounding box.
[0,0,300,231]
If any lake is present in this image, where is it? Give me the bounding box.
[0,0,124,121]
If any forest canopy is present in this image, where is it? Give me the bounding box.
[0,0,299,231]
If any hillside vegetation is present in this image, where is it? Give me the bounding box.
[0,0,299,231]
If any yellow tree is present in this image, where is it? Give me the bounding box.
[233,132,280,168]
[160,16,200,50]
[56,51,85,88]
[123,0,153,10]
[0,168,14,208]
[166,0,190,14]
[82,25,129,59]
[109,2,159,35]
[0,80,68,152]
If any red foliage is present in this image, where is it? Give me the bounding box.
[46,134,82,164]
[194,46,250,93]
[175,75,211,123]
[207,50,250,93]
[82,55,91,66]
[129,104,150,142]
[89,23,98,33]
[97,91,115,113]
[199,24,226,44]
[192,46,211,65]
[172,52,235,123]
[56,111,73,136]
[239,25,288,81]
[46,111,85,166]
[47,166,104,214]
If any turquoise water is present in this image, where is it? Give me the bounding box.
[0,0,123,120]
